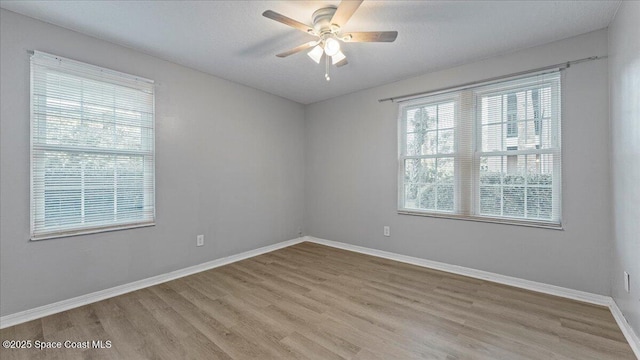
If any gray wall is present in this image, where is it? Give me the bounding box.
[305,29,611,295]
[609,1,640,335]
[0,7,627,320]
[0,9,305,317]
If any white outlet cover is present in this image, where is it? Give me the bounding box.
[383,226,390,237]
[196,235,204,247]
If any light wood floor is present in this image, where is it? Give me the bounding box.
[0,242,635,360]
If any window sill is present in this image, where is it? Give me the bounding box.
[31,222,155,241]
[397,210,563,230]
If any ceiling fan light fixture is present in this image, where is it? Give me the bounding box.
[331,50,346,65]
[307,45,324,64]
[324,37,341,57]
[264,1,398,81]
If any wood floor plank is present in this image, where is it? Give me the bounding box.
[280,332,345,360]
[0,242,635,359]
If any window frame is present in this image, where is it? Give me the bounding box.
[30,51,156,240]
[397,72,563,229]
[473,77,562,225]
[397,94,460,215]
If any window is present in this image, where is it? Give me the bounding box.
[399,72,561,227]
[31,51,155,240]
[400,98,456,212]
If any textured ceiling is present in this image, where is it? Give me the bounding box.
[0,1,620,104]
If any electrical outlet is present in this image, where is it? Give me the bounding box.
[196,234,204,247]
[624,271,630,293]
[383,226,390,237]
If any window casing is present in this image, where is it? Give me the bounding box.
[399,96,457,213]
[399,72,562,228]
[30,51,155,240]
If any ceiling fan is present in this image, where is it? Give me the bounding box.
[263,0,398,81]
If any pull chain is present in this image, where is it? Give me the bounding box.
[325,53,330,81]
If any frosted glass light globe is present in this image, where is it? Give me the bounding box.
[324,38,341,57]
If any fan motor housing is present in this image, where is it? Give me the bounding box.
[312,6,338,34]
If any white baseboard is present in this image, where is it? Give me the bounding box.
[609,299,640,359]
[305,236,640,358]
[0,237,304,329]
[3,235,638,358]
[305,236,611,305]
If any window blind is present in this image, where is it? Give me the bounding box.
[398,71,562,227]
[30,51,155,240]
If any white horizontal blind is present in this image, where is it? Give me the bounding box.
[31,51,155,239]
[398,71,562,227]
[475,73,561,223]
[399,94,458,213]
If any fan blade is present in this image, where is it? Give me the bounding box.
[276,41,319,58]
[335,58,349,67]
[263,10,314,34]
[330,0,363,27]
[343,31,398,42]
